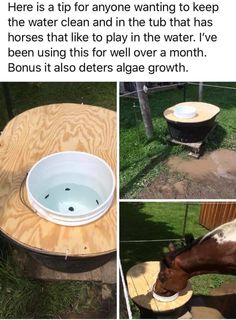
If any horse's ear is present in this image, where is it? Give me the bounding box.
[184,233,194,245]
[168,242,176,252]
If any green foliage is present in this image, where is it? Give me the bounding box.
[0,251,104,318]
[190,274,236,295]
[120,202,204,273]
[0,82,116,129]
[120,83,236,198]
[0,236,110,318]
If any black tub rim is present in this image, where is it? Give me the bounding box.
[0,230,116,272]
[164,115,218,126]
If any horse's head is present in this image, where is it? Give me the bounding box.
[153,242,189,296]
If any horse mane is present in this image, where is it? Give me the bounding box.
[168,219,236,260]
[167,237,202,260]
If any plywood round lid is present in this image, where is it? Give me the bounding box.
[164,102,220,123]
[126,261,193,312]
[0,104,116,257]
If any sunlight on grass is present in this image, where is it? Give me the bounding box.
[190,274,236,295]
[0,82,116,129]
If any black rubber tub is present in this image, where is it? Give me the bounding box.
[165,117,217,143]
[29,250,115,273]
[163,102,220,143]
[0,231,115,273]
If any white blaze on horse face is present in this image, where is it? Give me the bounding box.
[201,219,236,245]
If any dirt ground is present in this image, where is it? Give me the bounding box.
[63,290,116,319]
[138,149,236,199]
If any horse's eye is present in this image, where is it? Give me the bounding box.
[163,257,170,267]
[159,272,166,282]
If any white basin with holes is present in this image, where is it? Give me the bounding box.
[152,285,179,302]
[26,151,115,226]
[174,105,197,119]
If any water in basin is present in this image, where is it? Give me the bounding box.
[38,183,102,215]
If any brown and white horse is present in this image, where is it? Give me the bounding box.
[154,219,236,296]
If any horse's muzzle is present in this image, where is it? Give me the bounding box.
[154,279,177,297]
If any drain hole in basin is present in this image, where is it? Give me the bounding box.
[44,194,49,199]
[39,183,103,214]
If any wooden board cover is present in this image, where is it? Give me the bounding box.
[0,104,116,257]
[127,261,192,312]
[164,102,220,123]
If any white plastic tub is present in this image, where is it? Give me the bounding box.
[152,284,179,302]
[174,105,197,119]
[26,151,115,226]
[152,290,179,302]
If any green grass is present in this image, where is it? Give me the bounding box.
[0,238,110,318]
[120,82,236,198]
[0,82,116,129]
[120,202,236,297]
[120,202,205,273]
[190,274,236,295]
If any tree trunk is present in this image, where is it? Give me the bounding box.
[119,82,125,94]
[198,82,204,101]
[136,82,154,139]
